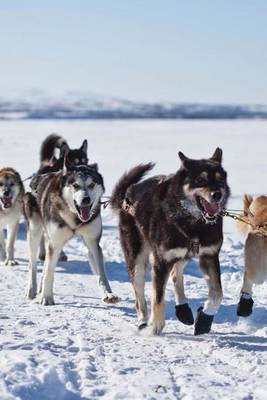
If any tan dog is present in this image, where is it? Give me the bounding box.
[237,194,267,316]
[0,168,24,265]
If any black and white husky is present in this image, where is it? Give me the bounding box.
[24,160,119,305]
[31,133,89,261]
[111,149,230,335]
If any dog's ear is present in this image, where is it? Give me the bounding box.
[60,143,69,158]
[178,151,191,169]
[89,163,98,171]
[80,139,88,154]
[210,147,223,164]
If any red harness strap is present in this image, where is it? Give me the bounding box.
[122,199,136,216]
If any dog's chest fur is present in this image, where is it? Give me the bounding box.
[0,201,23,227]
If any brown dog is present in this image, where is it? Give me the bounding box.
[237,194,267,316]
[0,168,24,265]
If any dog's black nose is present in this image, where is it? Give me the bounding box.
[81,196,91,205]
[211,191,222,202]
[3,189,10,197]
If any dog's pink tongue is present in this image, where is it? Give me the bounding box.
[204,201,219,216]
[80,207,90,222]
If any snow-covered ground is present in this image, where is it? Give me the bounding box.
[0,119,267,400]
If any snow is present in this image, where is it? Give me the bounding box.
[0,119,267,400]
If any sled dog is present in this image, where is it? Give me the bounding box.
[24,160,119,305]
[111,149,230,335]
[37,133,88,175]
[31,133,89,261]
[237,194,267,317]
[0,168,24,265]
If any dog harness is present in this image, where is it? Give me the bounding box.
[122,198,136,216]
[122,197,200,255]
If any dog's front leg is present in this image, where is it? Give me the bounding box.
[38,235,46,261]
[83,237,119,304]
[4,220,19,266]
[237,271,254,317]
[195,254,223,335]
[39,243,61,306]
[0,228,6,262]
[150,262,171,335]
[40,225,72,305]
[39,234,68,262]
[171,260,194,325]
[26,220,43,299]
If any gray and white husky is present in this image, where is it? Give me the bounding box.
[24,161,119,305]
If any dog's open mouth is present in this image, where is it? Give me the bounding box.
[74,201,91,222]
[0,196,13,209]
[196,196,221,222]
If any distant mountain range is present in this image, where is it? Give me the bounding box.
[0,90,267,119]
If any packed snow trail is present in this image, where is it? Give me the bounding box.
[0,120,267,399]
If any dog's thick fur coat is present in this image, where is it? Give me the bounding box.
[0,168,24,265]
[237,195,267,316]
[31,134,89,261]
[111,149,230,335]
[24,162,118,305]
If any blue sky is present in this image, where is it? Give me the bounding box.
[0,0,267,103]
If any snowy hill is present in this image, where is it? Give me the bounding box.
[0,90,267,119]
[0,119,267,399]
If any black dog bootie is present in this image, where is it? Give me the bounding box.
[237,297,254,317]
[194,307,214,335]
[175,303,194,325]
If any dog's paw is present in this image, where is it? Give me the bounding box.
[102,293,120,304]
[26,287,37,300]
[59,251,68,262]
[4,259,18,266]
[138,319,148,330]
[237,297,254,317]
[175,303,194,325]
[150,318,165,335]
[194,307,214,336]
[39,294,55,306]
[38,253,45,261]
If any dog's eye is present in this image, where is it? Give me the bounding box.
[10,182,14,187]
[0,182,3,187]
[88,182,95,190]
[73,183,80,190]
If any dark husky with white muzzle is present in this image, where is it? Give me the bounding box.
[111,148,230,335]
[24,160,119,305]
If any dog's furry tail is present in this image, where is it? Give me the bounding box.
[40,134,67,163]
[237,194,254,237]
[110,163,155,210]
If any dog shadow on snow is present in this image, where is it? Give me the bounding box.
[56,259,130,282]
[58,253,267,336]
[18,223,267,348]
